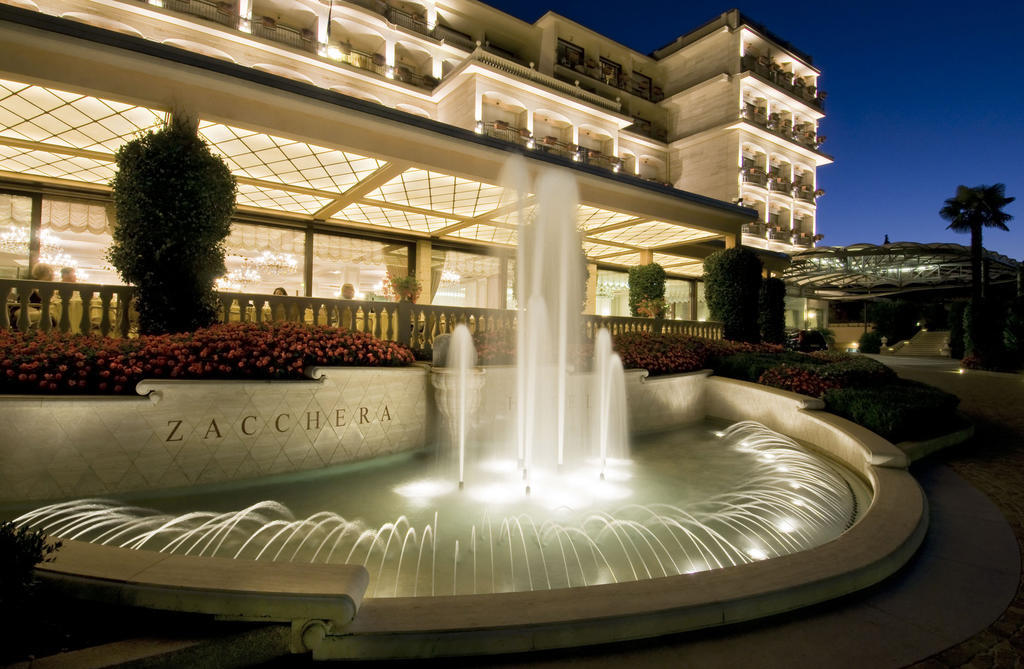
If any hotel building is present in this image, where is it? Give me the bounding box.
[0,1,828,320]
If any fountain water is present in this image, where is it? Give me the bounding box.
[12,163,868,599]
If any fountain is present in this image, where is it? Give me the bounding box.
[12,162,869,602]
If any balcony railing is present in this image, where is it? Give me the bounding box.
[623,118,668,143]
[742,222,767,237]
[343,0,476,51]
[252,17,317,53]
[2,280,724,356]
[740,55,826,110]
[554,59,664,103]
[739,110,825,154]
[768,175,791,192]
[793,184,817,203]
[164,0,239,29]
[741,167,768,187]
[481,121,532,148]
[471,49,621,112]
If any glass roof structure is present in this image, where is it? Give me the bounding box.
[783,242,1021,294]
[0,76,724,277]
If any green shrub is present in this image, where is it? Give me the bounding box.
[108,114,237,334]
[824,380,961,442]
[867,300,919,343]
[0,522,61,614]
[858,330,883,354]
[628,263,667,317]
[1003,297,1024,368]
[712,351,815,383]
[921,302,949,330]
[964,297,1008,368]
[759,277,786,344]
[703,248,763,343]
[948,301,967,359]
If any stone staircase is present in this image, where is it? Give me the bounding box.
[890,330,951,357]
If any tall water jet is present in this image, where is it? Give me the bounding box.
[592,329,627,478]
[450,325,476,488]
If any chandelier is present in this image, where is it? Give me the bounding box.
[247,251,297,276]
[215,266,262,292]
[0,226,64,257]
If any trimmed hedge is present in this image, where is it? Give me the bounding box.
[628,263,667,317]
[0,322,415,395]
[824,379,960,442]
[703,248,763,343]
[858,330,883,354]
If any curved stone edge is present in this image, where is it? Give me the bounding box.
[314,467,926,660]
[897,416,975,463]
[35,539,369,648]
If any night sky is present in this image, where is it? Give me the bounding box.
[484,0,1024,261]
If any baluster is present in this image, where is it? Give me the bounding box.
[75,288,91,334]
[373,304,383,338]
[56,286,73,333]
[97,288,112,336]
[0,281,10,330]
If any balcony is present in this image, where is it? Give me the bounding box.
[331,45,436,90]
[479,122,624,175]
[768,175,791,193]
[471,49,621,112]
[739,109,826,155]
[623,118,668,142]
[344,0,477,51]
[793,183,817,203]
[251,16,317,53]
[742,222,767,237]
[741,166,768,187]
[554,52,664,103]
[791,232,815,248]
[741,55,826,111]
[165,0,239,29]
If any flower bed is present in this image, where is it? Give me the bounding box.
[613,332,782,376]
[0,322,415,395]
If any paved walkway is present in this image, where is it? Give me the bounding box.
[875,357,1024,669]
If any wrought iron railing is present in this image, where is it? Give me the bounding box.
[164,0,239,29]
[471,49,621,112]
[251,17,316,53]
[740,55,826,110]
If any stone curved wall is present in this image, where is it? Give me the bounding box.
[0,366,430,504]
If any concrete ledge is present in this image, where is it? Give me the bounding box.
[705,376,909,476]
[314,467,926,659]
[898,417,976,463]
[37,540,369,628]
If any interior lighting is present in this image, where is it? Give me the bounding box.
[249,251,297,276]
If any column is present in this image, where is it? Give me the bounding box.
[238,0,253,32]
[724,230,743,249]
[415,240,432,305]
[584,262,598,315]
[316,14,329,56]
[385,39,396,78]
[432,54,444,80]
[638,249,654,265]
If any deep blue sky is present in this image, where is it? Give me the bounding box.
[486,0,1024,260]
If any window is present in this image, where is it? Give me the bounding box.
[664,279,693,320]
[557,39,585,70]
[223,223,305,295]
[430,248,503,308]
[311,232,407,300]
[39,197,117,284]
[596,269,629,317]
[630,71,652,100]
[0,193,32,278]
[599,58,621,87]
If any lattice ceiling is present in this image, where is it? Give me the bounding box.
[0,78,720,269]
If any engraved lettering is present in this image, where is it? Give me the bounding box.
[166,419,184,442]
[359,406,370,424]
[380,405,391,421]
[305,410,322,430]
[275,414,290,432]
[241,415,257,435]
[204,419,222,439]
[334,408,347,427]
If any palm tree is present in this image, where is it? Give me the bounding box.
[940,184,1015,299]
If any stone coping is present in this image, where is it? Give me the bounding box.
[36,539,369,629]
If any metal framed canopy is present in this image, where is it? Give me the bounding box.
[783,242,1021,295]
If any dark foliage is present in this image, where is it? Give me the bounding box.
[759,277,787,344]
[108,114,237,334]
[867,300,919,344]
[627,263,667,317]
[703,248,763,343]
[858,330,883,354]
[824,379,961,442]
[948,301,967,359]
[0,522,61,633]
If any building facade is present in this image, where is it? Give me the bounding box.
[0,1,826,318]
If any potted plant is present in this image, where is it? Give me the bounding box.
[387,272,422,303]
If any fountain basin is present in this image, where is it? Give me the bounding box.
[16,373,926,659]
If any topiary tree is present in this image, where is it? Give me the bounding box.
[759,276,786,344]
[627,263,667,317]
[703,247,763,342]
[858,330,883,354]
[108,114,236,334]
